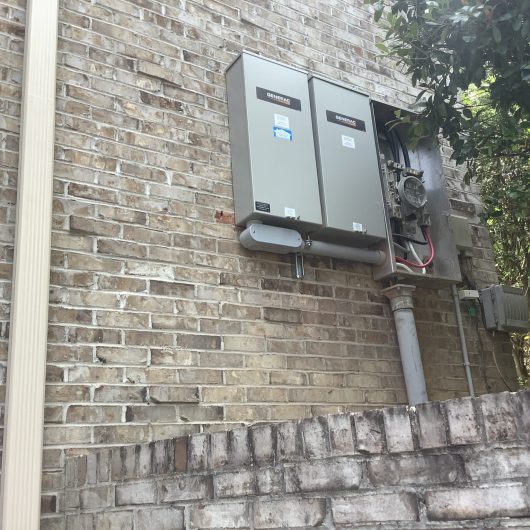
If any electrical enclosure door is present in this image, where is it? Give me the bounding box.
[226,53,322,230]
[309,77,387,246]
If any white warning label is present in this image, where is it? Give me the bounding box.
[342,135,356,149]
[274,113,290,128]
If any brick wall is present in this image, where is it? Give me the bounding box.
[41,390,530,528]
[0,0,516,479]
[0,0,25,469]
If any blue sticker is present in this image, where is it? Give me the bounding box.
[273,126,293,141]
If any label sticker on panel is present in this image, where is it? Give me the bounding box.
[341,135,356,149]
[326,110,366,132]
[352,222,364,232]
[256,87,302,111]
[284,207,296,218]
[273,126,293,141]
[255,201,271,213]
[274,113,290,128]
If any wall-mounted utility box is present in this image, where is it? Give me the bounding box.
[449,214,473,257]
[309,77,387,246]
[480,284,529,332]
[371,101,462,286]
[226,52,322,231]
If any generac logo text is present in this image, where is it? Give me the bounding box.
[267,92,290,106]
[336,114,357,127]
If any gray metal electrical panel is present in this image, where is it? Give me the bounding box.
[309,77,387,246]
[480,285,529,332]
[226,52,322,231]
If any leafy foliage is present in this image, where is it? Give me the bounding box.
[367,0,530,383]
[369,0,530,175]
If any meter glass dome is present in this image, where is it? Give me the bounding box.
[399,176,427,209]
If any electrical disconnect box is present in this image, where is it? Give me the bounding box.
[479,285,529,333]
[226,52,322,231]
[309,77,387,246]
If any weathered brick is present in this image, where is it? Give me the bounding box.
[190,502,250,529]
[300,417,329,459]
[445,397,481,445]
[367,454,460,486]
[160,475,212,502]
[285,459,361,493]
[353,409,385,453]
[152,439,174,474]
[229,427,251,467]
[95,511,134,530]
[479,392,518,442]
[276,421,301,462]
[210,431,229,468]
[250,424,275,466]
[254,498,326,528]
[415,400,447,449]
[383,405,414,452]
[40,517,66,530]
[215,469,255,498]
[137,507,184,530]
[66,514,93,530]
[115,481,157,505]
[465,447,530,481]
[174,437,188,472]
[327,413,355,455]
[519,390,530,439]
[425,485,530,520]
[149,386,199,403]
[256,467,283,495]
[189,433,209,471]
[332,493,419,524]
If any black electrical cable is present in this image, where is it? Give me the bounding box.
[393,240,408,253]
[377,121,398,162]
[392,233,429,245]
[395,130,411,168]
[390,129,400,164]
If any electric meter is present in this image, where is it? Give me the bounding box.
[398,176,427,209]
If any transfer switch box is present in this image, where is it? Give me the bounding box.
[309,77,387,246]
[226,52,322,231]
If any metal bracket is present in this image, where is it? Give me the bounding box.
[291,252,305,279]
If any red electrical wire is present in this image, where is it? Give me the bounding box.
[395,226,435,268]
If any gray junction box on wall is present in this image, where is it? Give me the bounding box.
[309,77,387,246]
[226,52,322,231]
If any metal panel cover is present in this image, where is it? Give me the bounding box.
[309,77,387,245]
[226,53,322,230]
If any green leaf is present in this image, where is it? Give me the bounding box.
[513,17,523,32]
[492,25,502,44]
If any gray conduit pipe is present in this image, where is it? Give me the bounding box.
[238,223,386,266]
[302,239,386,266]
[451,284,475,397]
[381,284,428,405]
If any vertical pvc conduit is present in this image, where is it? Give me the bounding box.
[451,284,475,397]
[382,284,428,405]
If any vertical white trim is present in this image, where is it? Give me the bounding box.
[0,0,59,528]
